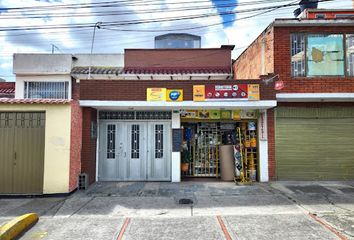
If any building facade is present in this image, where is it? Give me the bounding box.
[234,18,354,180]
[76,47,276,184]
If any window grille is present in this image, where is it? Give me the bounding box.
[106,124,116,159]
[24,81,69,99]
[346,34,354,76]
[99,111,171,120]
[291,34,306,77]
[155,124,164,158]
[131,125,140,159]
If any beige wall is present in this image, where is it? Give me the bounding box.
[0,104,72,194]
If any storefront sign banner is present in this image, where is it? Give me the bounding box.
[147,88,167,101]
[193,85,205,102]
[260,111,268,141]
[240,110,257,119]
[167,89,183,102]
[232,110,241,120]
[205,84,248,101]
[220,110,232,119]
[248,84,260,101]
[181,110,198,118]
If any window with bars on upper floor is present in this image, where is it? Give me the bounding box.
[291,33,354,77]
[24,81,69,99]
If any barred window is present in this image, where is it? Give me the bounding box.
[346,34,354,76]
[24,81,69,99]
[291,34,306,77]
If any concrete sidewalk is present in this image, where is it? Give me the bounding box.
[1,181,353,239]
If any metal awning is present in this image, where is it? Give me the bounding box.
[80,100,277,110]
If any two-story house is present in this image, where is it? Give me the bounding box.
[234,12,354,181]
[75,47,276,185]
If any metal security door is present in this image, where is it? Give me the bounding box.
[99,123,126,180]
[0,113,15,193]
[126,123,147,180]
[147,122,171,181]
[13,113,45,193]
[0,112,45,194]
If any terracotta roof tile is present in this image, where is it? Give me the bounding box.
[122,67,230,75]
[71,66,123,75]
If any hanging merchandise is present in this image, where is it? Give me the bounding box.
[250,137,257,148]
[234,144,242,177]
[184,128,193,141]
[248,122,256,131]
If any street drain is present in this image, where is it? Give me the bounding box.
[178,198,194,204]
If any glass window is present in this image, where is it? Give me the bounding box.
[24,81,69,99]
[131,124,140,159]
[291,34,306,77]
[346,34,354,76]
[307,34,344,76]
[106,124,116,159]
[155,125,164,159]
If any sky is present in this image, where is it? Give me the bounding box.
[0,0,353,81]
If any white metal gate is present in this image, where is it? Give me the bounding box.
[99,120,171,181]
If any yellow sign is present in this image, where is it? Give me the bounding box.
[248,84,260,101]
[193,85,205,102]
[232,110,241,120]
[147,88,166,101]
[167,89,183,102]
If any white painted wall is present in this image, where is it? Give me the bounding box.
[72,54,124,67]
[171,111,181,182]
[15,75,72,99]
[13,54,73,74]
[258,110,269,182]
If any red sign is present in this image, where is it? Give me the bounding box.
[275,80,284,90]
[204,84,248,100]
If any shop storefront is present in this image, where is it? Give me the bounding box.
[79,80,276,183]
[180,109,259,182]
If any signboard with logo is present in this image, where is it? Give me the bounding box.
[193,85,205,102]
[205,84,248,100]
[248,84,260,101]
[147,88,167,101]
[167,89,183,102]
[192,84,260,101]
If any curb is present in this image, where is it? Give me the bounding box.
[0,213,39,240]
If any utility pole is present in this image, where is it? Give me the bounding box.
[88,22,102,79]
[51,44,60,54]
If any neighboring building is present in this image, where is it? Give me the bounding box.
[155,33,201,49]
[234,17,354,180]
[0,53,123,195]
[0,82,15,98]
[301,8,354,19]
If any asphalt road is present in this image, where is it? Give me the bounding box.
[1,181,353,240]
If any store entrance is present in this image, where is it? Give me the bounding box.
[181,120,258,182]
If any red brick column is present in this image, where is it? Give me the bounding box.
[81,107,97,185]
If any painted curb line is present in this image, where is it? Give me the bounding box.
[0,213,39,240]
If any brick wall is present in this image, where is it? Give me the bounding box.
[267,108,276,180]
[81,107,97,185]
[234,24,354,92]
[69,100,82,191]
[125,49,231,69]
[234,27,274,79]
[80,79,276,101]
[273,26,354,94]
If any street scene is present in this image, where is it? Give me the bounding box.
[1,182,354,239]
[1,0,354,239]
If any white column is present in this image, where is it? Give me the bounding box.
[258,110,269,182]
[171,110,181,182]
